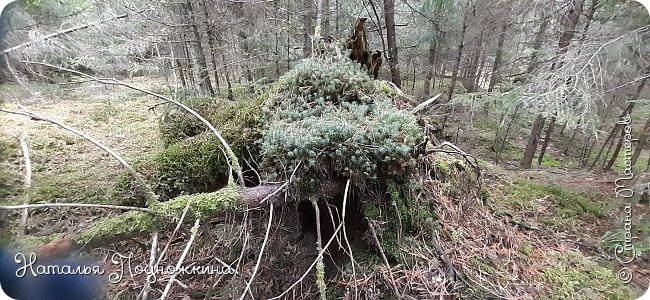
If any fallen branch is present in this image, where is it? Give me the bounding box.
[1,13,128,55]
[16,133,32,235]
[26,182,345,259]
[160,218,200,300]
[21,60,245,186]
[0,106,159,205]
[0,203,158,214]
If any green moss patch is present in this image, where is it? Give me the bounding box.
[260,58,423,183]
[541,252,636,299]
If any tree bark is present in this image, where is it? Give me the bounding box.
[421,37,436,98]
[579,0,598,43]
[185,1,215,96]
[302,0,314,58]
[322,0,330,35]
[523,0,584,168]
[631,117,650,166]
[521,115,545,168]
[537,116,556,165]
[466,29,484,92]
[553,0,585,69]
[201,0,221,94]
[383,0,402,87]
[488,20,507,92]
[604,126,626,171]
[527,12,548,73]
[222,52,233,101]
[590,76,646,169]
[447,2,470,101]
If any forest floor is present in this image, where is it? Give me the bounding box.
[0,77,648,298]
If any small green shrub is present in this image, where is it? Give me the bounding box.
[260,58,423,183]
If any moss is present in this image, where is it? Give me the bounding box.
[519,242,532,256]
[75,210,158,247]
[470,257,496,275]
[76,187,240,247]
[540,252,636,299]
[508,180,604,218]
[159,95,264,147]
[375,81,397,97]
[362,180,437,261]
[152,186,239,217]
[0,138,21,201]
[17,233,68,250]
[29,170,109,205]
[261,58,423,183]
[31,184,66,202]
[114,95,265,202]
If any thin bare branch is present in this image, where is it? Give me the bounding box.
[0,107,159,205]
[20,61,245,186]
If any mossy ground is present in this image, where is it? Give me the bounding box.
[0,78,164,238]
[1,73,647,299]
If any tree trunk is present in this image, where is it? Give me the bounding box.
[322,0,330,35]
[475,40,488,89]
[466,29,484,92]
[631,117,650,166]
[553,0,585,69]
[590,76,646,168]
[537,116,556,165]
[383,0,401,87]
[411,61,416,91]
[488,20,508,92]
[447,2,470,101]
[527,12,548,73]
[579,0,598,43]
[590,102,635,169]
[222,52,233,101]
[521,115,545,168]
[302,0,314,58]
[524,0,585,167]
[559,120,568,136]
[30,182,346,259]
[185,1,215,96]
[171,39,188,89]
[495,104,521,164]
[421,36,436,99]
[201,0,221,94]
[604,126,626,171]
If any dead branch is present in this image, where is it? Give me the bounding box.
[16,133,32,235]
[425,141,482,189]
[0,203,158,214]
[160,218,200,300]
[1,13,128,55]
[25,182,346,260]
[0,106,159,205]
[20,60,246,186]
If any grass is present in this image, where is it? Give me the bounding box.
[492,179,607,235]
[541,252,636,300]
[0,80,163,237]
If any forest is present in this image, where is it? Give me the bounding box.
[0,0,648,299]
